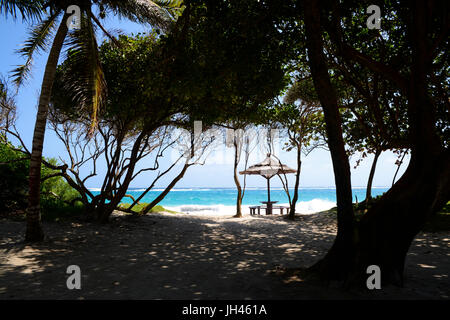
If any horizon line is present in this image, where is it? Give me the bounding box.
[87,186,390,190]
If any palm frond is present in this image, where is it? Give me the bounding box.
[105,0,183,33]
[88,11,122,48]
[11,11,60,87]
[153,0,184,19]
[0,0,45,20]
[62,12,107,135]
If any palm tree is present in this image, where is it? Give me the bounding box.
[3,0,183,242]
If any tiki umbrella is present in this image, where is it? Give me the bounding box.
[239,154,296,203]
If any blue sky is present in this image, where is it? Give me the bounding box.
[0,14,409,189]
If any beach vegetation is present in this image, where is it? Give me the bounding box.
[42,0,299,221]
[0,136,84,221]
[118,203,179,215]
[298,0,449,286]
[423,202,450,232]
[2,0,182,241]
[0,0,448,292]
[47,33,214,222]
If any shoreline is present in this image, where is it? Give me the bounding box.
[162,199,337,216]
[91,186,389,216]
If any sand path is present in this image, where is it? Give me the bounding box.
[0,212,448,299]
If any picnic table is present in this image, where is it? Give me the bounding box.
[249,201,290,215]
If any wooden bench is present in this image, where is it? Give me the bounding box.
[249,205,290,215]
[249,206,261,215]
[273,205,290,215]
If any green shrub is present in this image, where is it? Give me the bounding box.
[422,202,450,232]
[0,137,84,220]
[40,159,81,202]
[40,198,84,222]
[354,197,450,231]
[0,137,29,214]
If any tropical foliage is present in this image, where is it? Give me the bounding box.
[0,0,448,290]
[2,0,183,240]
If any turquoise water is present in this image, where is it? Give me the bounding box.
[89,187,388,214]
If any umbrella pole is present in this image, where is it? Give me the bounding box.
[266,177,273,215]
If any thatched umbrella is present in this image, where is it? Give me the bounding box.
[240,154,296,204]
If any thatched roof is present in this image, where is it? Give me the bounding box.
[239,154,296,178]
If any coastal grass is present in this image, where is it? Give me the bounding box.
[117,203,179,214]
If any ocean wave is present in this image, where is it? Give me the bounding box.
[128,188,215,192]
[90,188,217,193]
[164,204,239,216]
[293,198,336,214]
[164,198,336,216]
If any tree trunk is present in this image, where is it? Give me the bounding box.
[233,139,243,218]
[95,133,145,223]
[302,0,450,287]
[350,0,450,284]
[26,15,68,242]
[304,0,356,280]
[288,146,302,220]
[141,161,192,214]
[365,149,381,201]
[354,151,450,286]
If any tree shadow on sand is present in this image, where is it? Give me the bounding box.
[0,214,448,299]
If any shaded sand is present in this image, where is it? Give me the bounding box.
[0,211,448,299]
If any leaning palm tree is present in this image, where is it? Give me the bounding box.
[6,0,183,242]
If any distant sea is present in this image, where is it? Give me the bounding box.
[89,187,389,216]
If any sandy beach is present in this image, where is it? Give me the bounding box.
[0,211,449,299]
